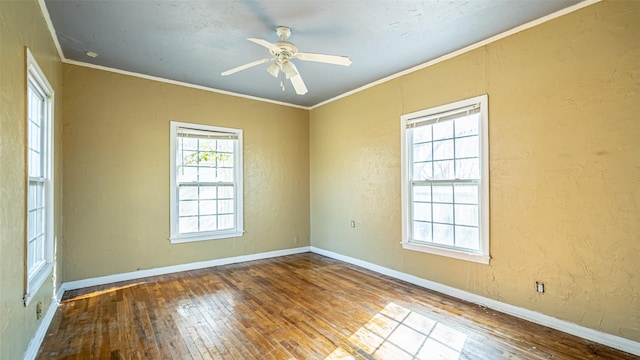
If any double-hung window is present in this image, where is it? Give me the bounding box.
[170,121,243,243]
[401,94,489,264]
[25,49,55,305]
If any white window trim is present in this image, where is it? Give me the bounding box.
[169,121,244,244]
[24,48,55,306]
[400,94,490,265]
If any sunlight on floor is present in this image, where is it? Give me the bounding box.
[326,303,467,360]
[61,282,144,302]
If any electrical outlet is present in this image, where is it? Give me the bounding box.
[294,235,299,244]
[535,282,545,293]
[351,220,356,228]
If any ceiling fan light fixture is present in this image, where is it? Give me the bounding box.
[266,62,280,78]
[281,60,298,79]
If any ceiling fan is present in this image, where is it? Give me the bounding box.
[221,26,352,95]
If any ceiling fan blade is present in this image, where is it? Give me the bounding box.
[221,58,272,76]
[294,52,352,66]
[247,38,282,54]
[289,74,308,95]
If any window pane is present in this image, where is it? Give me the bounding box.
[219,154,234,168]
[179,200,198,216]
[432,184,453,202]
[199,200,216,215]
[218,186,234,199]
[198,139,216,151]
[413,202,431,222]
[199,186,216,200]
[217,168,234,182]
[37,182,44,207]
[455,158,480,179]
[454,114,479,137]
[413,143,432,162]
[218,199,234,214]
[454,184,478,204]
[28,184,37,209]
[200,216,217,231]
[199,167,216,181]
[28,211,36,239]
[180,137,198,150]
[181,150,198,165]
[433,224,454,245]
[432,121,453,140]
[179,217,198,233]
[35,209,44,235]
[29,121,40,151]
[432,160,454,179]
[217,140,234,152]
[179,186,198,200]
[27,242,34,269]
[178,166,197,182]
[413,185,431,202]
[455,204,478,227]
[433,140,453,160]
[455,226,479,250]
[412,162,433,181]
[433,203,453,224]
[413,221,432,242]
[455,136,479,158]
[218,215,234,230]
[29,151,41,177]
[198,151,217,165]
[412,126,432,143]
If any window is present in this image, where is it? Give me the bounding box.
[401,94,489,264]
[25,49,55,305]
[170,121,243,243]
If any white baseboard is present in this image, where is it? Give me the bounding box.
[63,246,311,291]
[309,246,640,356]
[23,293,60,360]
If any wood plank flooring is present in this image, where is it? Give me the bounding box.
[37,253,635,359]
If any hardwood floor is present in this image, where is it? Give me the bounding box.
[37,253,635,359]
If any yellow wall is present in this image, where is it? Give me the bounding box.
[2,0,637,356]
[61,65,310,281]
[310,0,640,342]
[0,0,63,358]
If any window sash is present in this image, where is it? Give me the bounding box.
[408,181,482,253]
[177,183,236,233]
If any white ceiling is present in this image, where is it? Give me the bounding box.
[43,0,584,108]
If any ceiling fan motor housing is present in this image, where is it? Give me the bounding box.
[271,41,298,60]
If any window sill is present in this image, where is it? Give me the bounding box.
[25,263,53,306]
[402,242,490,265]
[170,230,244,244]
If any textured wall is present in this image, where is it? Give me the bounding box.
[310,0,640,342]
[62,65,310,281]
[0,1,63,359]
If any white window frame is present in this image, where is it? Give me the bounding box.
[24,49,55,306]
[400,94,490,264]
[169,121,244,243]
